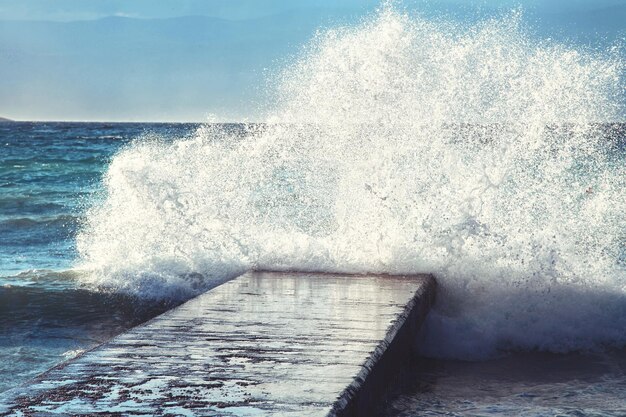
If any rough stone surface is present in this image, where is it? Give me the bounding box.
[0,271,435,416]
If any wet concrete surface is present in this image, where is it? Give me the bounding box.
[0,271,435,416]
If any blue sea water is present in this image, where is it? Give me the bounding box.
[0,122,201,276]
[1,122,624,415]
[379,350,626,416]
[0,122,199,393]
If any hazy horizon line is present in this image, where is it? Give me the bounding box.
[3,118,626,124]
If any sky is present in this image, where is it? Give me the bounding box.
[0,0,624,21]
[0,0,624,121]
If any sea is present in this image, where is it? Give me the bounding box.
[0,122,192,393]
[1,121,624,415]
[1,6,626,416]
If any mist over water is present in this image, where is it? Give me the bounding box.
[77,7,626,359]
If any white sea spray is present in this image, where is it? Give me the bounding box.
[77,7,625,358]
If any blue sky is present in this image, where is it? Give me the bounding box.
[0,0,372,21]
[0,0,623,21]
[0,1,624,121]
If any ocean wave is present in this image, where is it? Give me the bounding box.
[0,281,175,329]
[76,7,625,359]
[0,215,83,230]
[0,269,81,286]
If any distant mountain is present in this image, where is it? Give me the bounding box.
[0,117,13,122]
[529,5,626,45]
[410,3,626,44]
[0,5,623,121]
[0,10,361,121]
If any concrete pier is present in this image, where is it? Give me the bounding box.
[0,271,435,416]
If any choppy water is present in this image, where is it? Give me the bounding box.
[1,5,625,414]
[379,349,626,416]
[0,122,206,273]
[0,122,195,392]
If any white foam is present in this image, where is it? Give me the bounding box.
[76,7,625,359]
